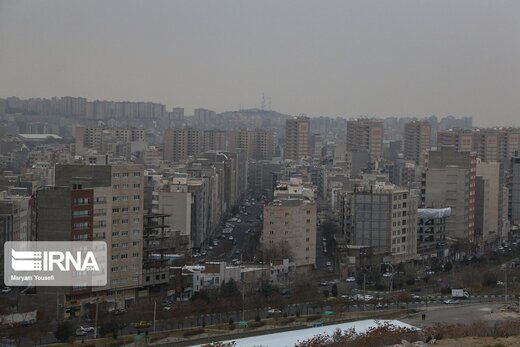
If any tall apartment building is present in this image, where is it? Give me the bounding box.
[163,127,202,162]
[262,198,317,268]
[437,128,520,163]
[0,193,32,284]
[346,119,384,161]
[194,108,216,124]
[34,163,144,311]
[75,126,145,156]
[154,175,194,248]
[229,129,275,160]
[345,184,418,262]
[423,147,477,242]
[285,116,310,161]
[404,121,431,165]
[203,129,228,152]
[475,160,504,246]
[85,100,166,120]
[509,156,520,226]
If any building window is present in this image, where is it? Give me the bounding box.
[73,222,89,230]
[73,198,90,205]
[306,219,310,223]
[134,184,141,188]
[134,172,141,177]
[72,210,90,217]
[112,208,120,213]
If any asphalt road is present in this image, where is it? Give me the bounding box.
[403,302,511,327]
[207,201,264,263]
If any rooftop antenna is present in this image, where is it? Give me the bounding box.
[261,93,266,111]
[268,97,271,110]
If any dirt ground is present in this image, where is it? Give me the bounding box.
[433,336,520,346]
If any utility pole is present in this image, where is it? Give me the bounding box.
[153,300,157,332]
[241,281,245,321]
[56,289,59,322]
[505,263,508,303]
[94,300,99,339]
[362,273,366,311]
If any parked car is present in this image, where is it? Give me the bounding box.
[20,319,37,326]
[443,299,459,305]
[228,236,234,241]
[75,329,87,336]
[345,277,356,283]
[112,308,127,316]
[131,321,151,329]
[79,326,95,333]
[375,302,388,309]
[1,287,12,294]
[267,308,282,316]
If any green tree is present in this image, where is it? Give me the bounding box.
[54,321,74,342]
[100,320,120,339]
[220,278,240,298]
[331,283,338,297]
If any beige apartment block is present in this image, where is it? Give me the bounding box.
[262,199,317,268]
[404,120,431,165]
[163,127,202,162]
[285,116,310,161]
[346,119,383,161]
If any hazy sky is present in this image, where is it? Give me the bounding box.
[1,1,519,126]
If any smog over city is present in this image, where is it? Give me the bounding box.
[1,1,520,346]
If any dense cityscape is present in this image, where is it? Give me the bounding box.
[1,96,520,346]
[2,1,520,346]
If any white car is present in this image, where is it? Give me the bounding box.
[75,329,87,336]
[443,299,459,305]
[383,272,392,278]
[1,287,12,294]
[326,261,332,267]
[267,308,281,315]
[228,236,234,240]
[345,277,356,283]
[80,326,95,333]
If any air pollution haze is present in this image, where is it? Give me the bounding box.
[1,0,519,126]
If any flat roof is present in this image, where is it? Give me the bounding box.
[18,133,62,140]
[200,319,418,347]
